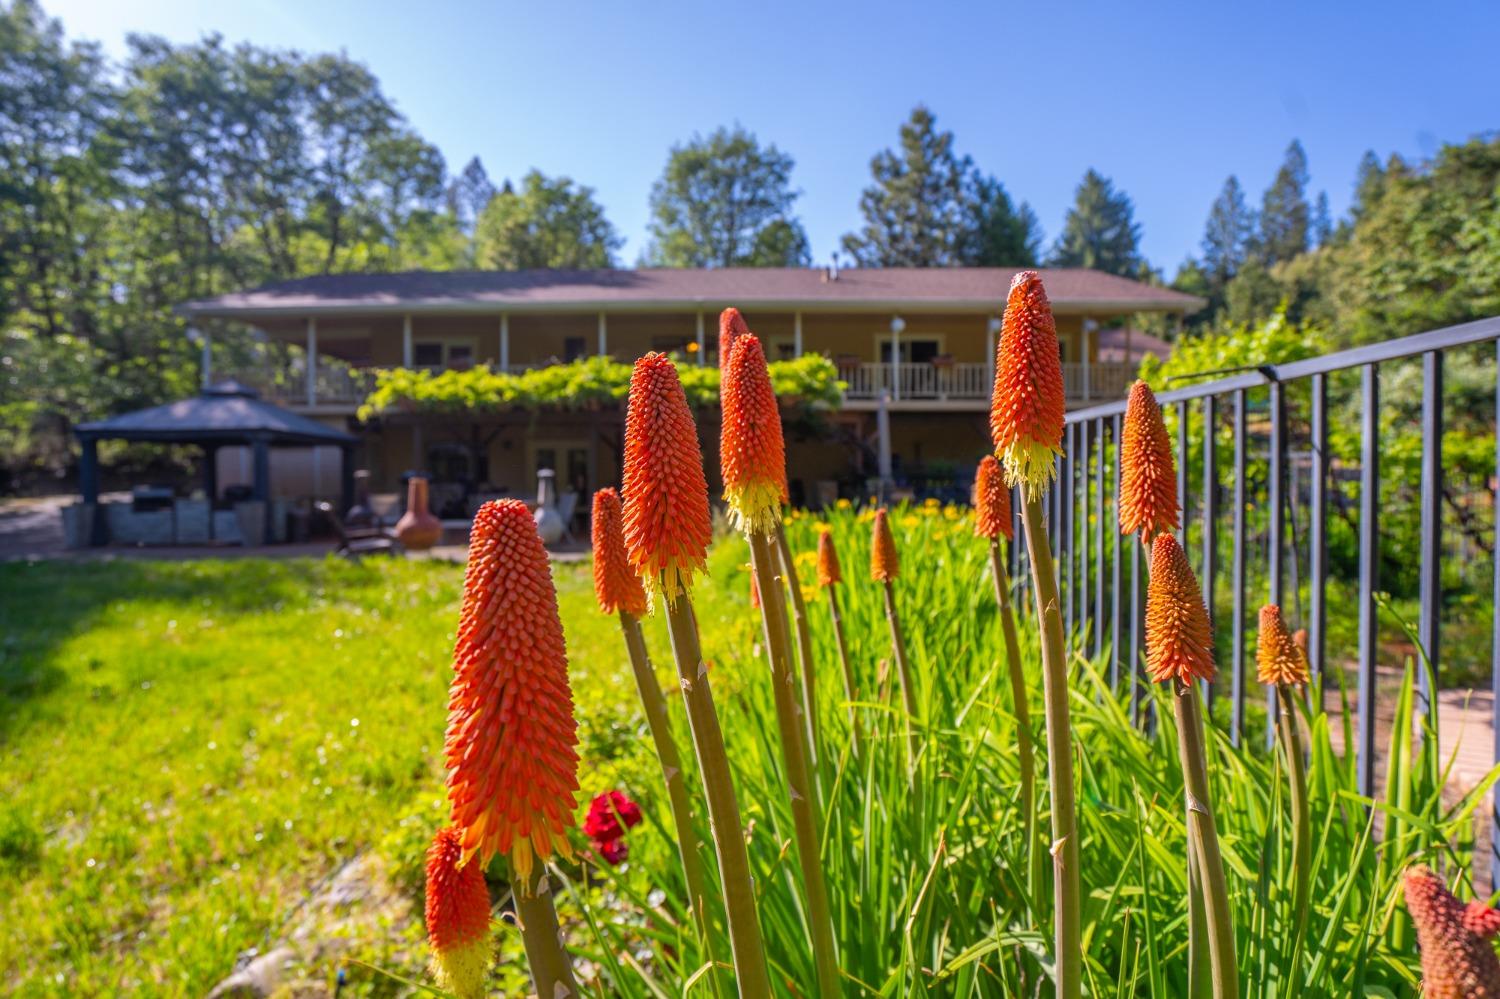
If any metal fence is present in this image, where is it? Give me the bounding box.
[1004,315,1500,877]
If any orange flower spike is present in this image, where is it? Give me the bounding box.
[1145,533,1216,684]
[972,455,1014,541]
[720,334,789,533]
[990,271,1066,493]
[719,307,750,370]
[816,529,842,587]
[621,353,713,604]
[445,499,579,881]
[870,508,899,582]
[1119,380,1180,542]
[1257,604,1309,686]
[424,826,493,999]
[591,487,647,617]
[1404,865,1500,998]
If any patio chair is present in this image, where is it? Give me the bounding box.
[315,501,404,558]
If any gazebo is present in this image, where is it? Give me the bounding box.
[74,379,356,546]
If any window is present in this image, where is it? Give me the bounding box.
[877,335,944,363]
[412,339,478,372]
[564,337,587,362]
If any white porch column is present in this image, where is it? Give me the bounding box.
[695,311,706,365]
[402,314,413,368]
[499,313,510,370]
[305,317,318,406]
[794,311,803,357]
[985,316,999,391]
[1081,320,1095,400]
[597,311,608,357]
[889,315,904,401]
[190,327,212,389]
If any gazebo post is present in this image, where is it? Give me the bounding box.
[202,444,218,504]
[340,445,355,515]
[79,435,105,546]
[252,434,271,544]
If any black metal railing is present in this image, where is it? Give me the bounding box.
[1005,315,1500,879]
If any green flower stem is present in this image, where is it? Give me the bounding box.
[749,531,841,998]
[664,592,772,998]
[515,864,580,998]
[1276,683,1311,982]
[823,583,863,754]
[1174,682,1239,999]
[988,538,1039,898]
[618,609,711,938]
[1188,834,1209,999]
[776,523,822,771]
[881,579,920,769]
[1019,489,1082,999]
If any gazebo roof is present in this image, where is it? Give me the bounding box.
[75,380,356,447]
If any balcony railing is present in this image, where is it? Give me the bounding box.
[841,360,1135,402]
[221,363,375,407]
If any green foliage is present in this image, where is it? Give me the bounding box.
[472,170,622,269]
[645,125,810,267]
[355,353,845,421]
[1048,168,1144,276]
[842,105,1039,268]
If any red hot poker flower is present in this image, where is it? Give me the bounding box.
[720,334,789,533]
[1145,533,1216,685]
[816,529,842,587]
[424,826,493,999]
[870,508,899,582]
[622,353,712,604]
[989,271,1066,493]
[591,487,647,617]
[972,455,1014,541]
[1257,604,1309,686]
[445,500,580,881]
[1404,865,1500,998]
[1119,380,1180,543]
[719,307,750,370]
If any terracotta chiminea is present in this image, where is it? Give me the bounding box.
[395,474,442,550]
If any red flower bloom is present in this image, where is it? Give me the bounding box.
[591,487,647,617]
[1145,533,1216,685]
[583,790,643,842]
[597,838,629,865]
[622,353,712,604]
[719,307,750,370]
[424,826,492,999]
[445,500,579,880]
[972,455,1014,541]
[989,271,1066,492]
[720,333,789,533]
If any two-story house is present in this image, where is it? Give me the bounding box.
[179,267,1200,513]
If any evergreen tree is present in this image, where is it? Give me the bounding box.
[1257,139,1311,265]
[471,170,622,269]
[841,106,973,266]
[1350,150,1387,220]
[645,125,809,267]
[1048,169,1143,276]
[1311,191,1332,247]
[961,174,1043,266]
[1199,175,1254,289]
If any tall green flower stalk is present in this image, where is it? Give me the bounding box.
[871,508,920,770]
[1258,605,1312,980]
[777,522,823,769]
[1146,535,1238,999]
[721,330,837,996]
[815,528,863,754]
[991,271,1081,997]
[590,487,710,934]
[515,864,581,998]
[974,455,1037,894]
[621,353,770,997]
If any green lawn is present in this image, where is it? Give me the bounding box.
[0,507,1489,996]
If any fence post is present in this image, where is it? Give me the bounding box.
[1356,364,1381,798]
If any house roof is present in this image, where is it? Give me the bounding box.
[75,380,357,446]
[1097,327,1173,363]
[178,267,1205,320]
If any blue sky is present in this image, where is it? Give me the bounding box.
[44,0,1499,272]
